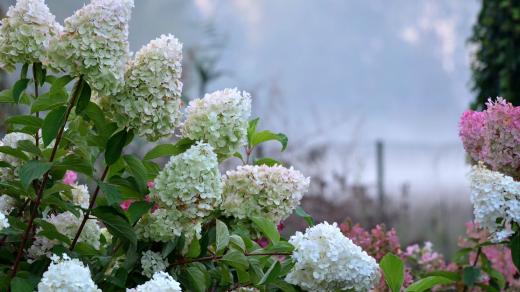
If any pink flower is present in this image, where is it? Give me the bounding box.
[147,181,154,189]
[120,199,135,211]
[255,237,269,248]
[459,110,486,162]
[277,222,284,232]
[63,170,78,185]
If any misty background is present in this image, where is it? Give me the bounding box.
[1,0,481,256]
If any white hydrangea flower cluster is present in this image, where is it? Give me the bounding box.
[141,250,168,278]
[0,195,16,214]
[61,184,90,209]
[108,34,183,141]
[221,164,310,223]
[127,272,182,292]
[48,0,133,96]
[37,254,101,292]
[285,222,380,292]
[182,88,251,156]
[0,211,10,231]
[0,132,34,179]
[0,0,62,71]
[137,143,222,244]
[28,212,101,261]
[469,163,520,242]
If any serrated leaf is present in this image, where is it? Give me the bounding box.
[216,219,230,254]
[42,106,67,146]
[221,250,249,270]
[105,130,129,165]
[143,138,195,160]
[251,216,280,243]
[380,253,404,292]
[12,78,30,104]
[19,160,52,190]
[251,130,288,151]
[405,276,454,292]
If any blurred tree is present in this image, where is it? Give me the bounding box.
[470,0,520,110]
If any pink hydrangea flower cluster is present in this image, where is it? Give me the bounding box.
[63,170,78,185]
[459,222,520,289]
[459,98,520,175]
[340,222,401,261]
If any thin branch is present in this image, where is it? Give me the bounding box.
[170,251,291,267]
[10,76,84,279]
[69,165,110,250]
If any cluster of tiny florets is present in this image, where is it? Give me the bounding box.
[0,132,34,179]
[127,272,182,292]
[105,34,183,141]
[0,195,16,214]
[221,164,309,223]
[59,184,90,209]
[37,254,101,292]
[285,222,380,292]
[0,0,62,71]
[0,212,10,231]
[137,142,221,245]
[141,250,168,278]
[182,88,251,156]
[28,212,101,260]
[47,0,133,96]
[459,97,520,175]
[469,163,520,242]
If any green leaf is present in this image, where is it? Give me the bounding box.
[380,253,404,292]
[186,238,201,258]
[229,234,246,252]
[35,218,72,245]
[19,160,52,190]
[53,154,93,176]
[0,146,29,161]
[161,238,178,258]
[463,266,481,287]
[181,265,207,292]
[31,89,68,112]
[510,231,520,272]
[221,250,249,270]
[294,206,314,226]
[42,183,72,197]
[105,130,129,165]
[251,130,288,151]
[126,201,152,225]
[216,219,230,254]
[0,89,14,103]
[488,268,506,290]
[123,155,147,193]
[143,138,195,160]
[405,276,454,292]
[92,206,137,246]
[75,242,101,256]
[42,106,67,146]
[264,241,294,253]
[75,81,91,114]
[99,182,122,206]
[20,63,29,80]
[247,117,260,145]
[251,216,280,243]
[12,78,30,104]
[16,140,41,156]
[254,157,281,166]
[258,261,281,285]
[6,115,43,128]
[33,62,45,86]
[10,277,33,292]
[41,193,80,217]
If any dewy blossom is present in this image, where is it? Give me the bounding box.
[221,164,310,224]
[0,0,62,71]
[285,222,380,292]
[0,132,34,179]
[469,163,520,242]
[37,254,101,292]
[137,142,221,245]
[127,271,182,292]
[182,88,251,156]
[48,0,133,96]
[140,250,168,278]
[28,211,101,261]
[107,34,183,141]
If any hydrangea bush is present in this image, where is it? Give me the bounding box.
[0,1,391,291]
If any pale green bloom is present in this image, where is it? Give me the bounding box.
[107,34,183,141]
[140,250,168,278]
[0,0,62,71]
[48,0,133,96]
[221,164,309,223]
[182,88,251,156]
